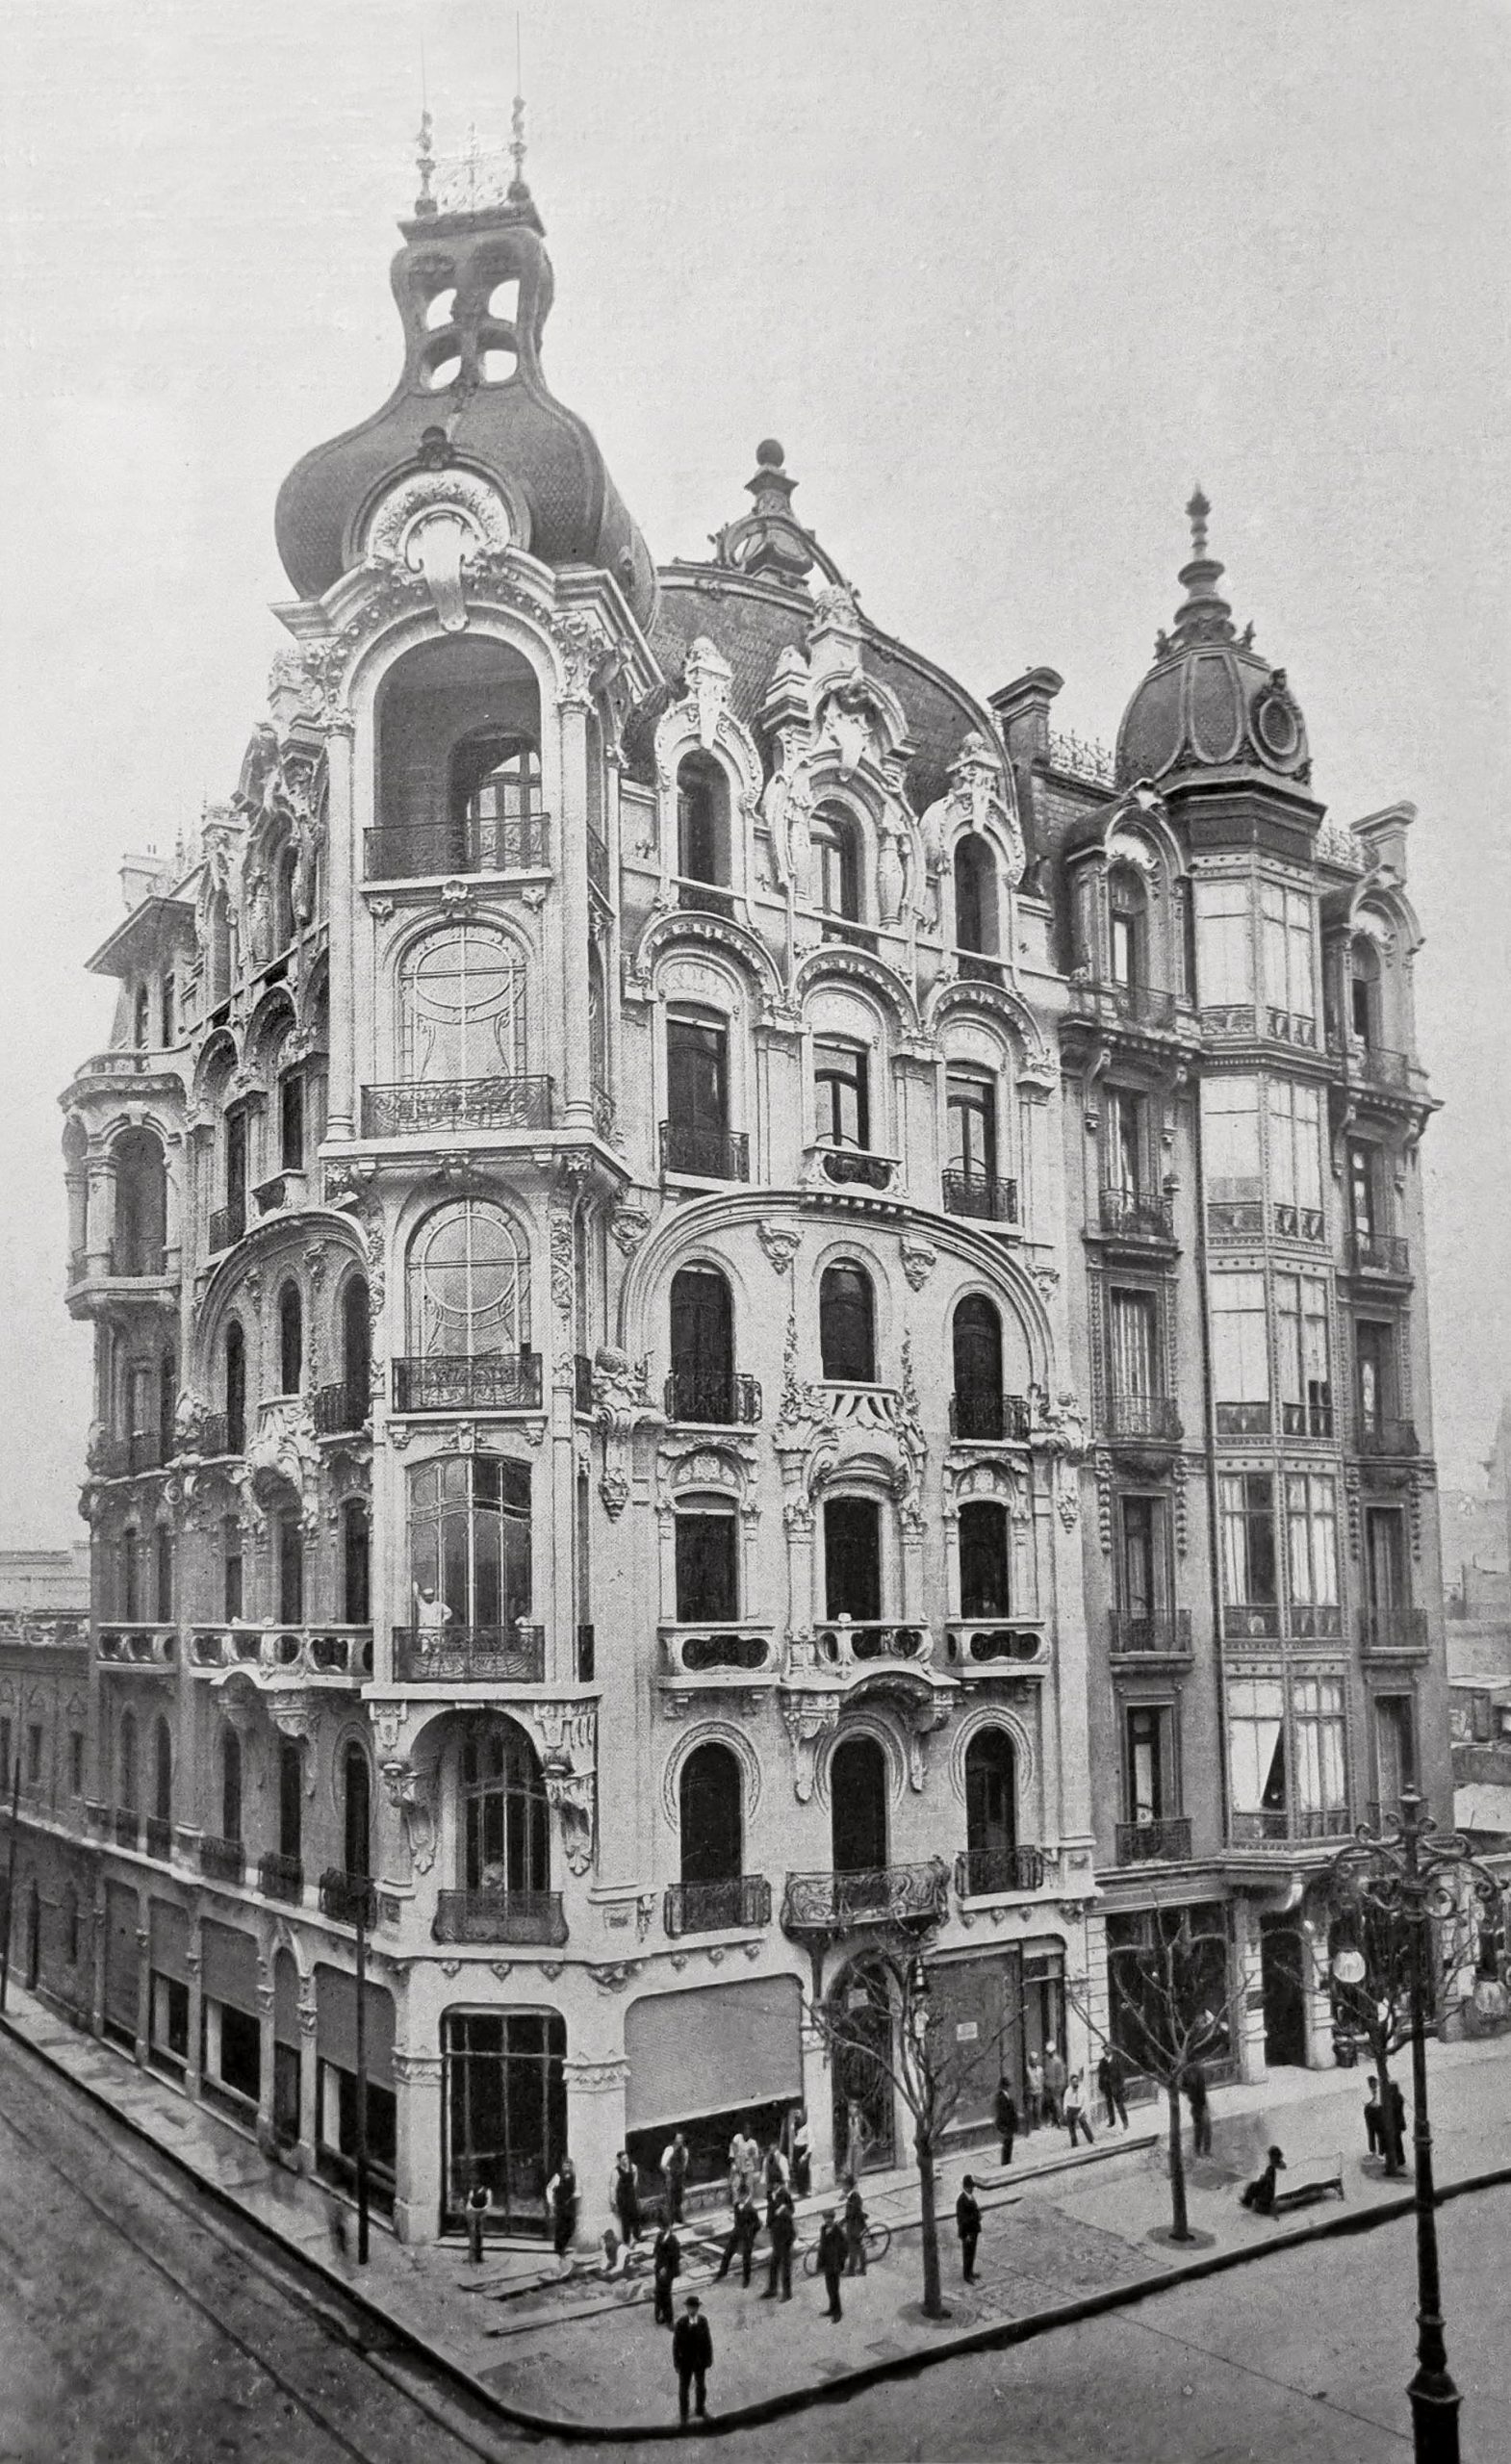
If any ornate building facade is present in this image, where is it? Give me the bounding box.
[24,127,1447,2244]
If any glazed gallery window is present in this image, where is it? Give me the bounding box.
[406,1201,528,1362]
[1268,1082,1323,1217]
[813,1040,870,1151]
[1209,1273,1269,1424]
[1293,1679,1347,1826]
[1199,1075,1261,1201]
[1218,1473,1277,1608]
[1227,1679,1287,1824]
[398,928,525,1086]
[409,1455,532,1632]
[1285,1475,1340,1609]
[1193,878,1253,1007]
[674,1501,739,1623]
[1261,884,1315,1022]
[459,1719,550,1895]
[1276,1273,1332,1435]
[1125,1704,1174,1825]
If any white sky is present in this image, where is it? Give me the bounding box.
[0,0,1506,1543]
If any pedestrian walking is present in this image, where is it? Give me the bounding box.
[1241,2145,1286,2215]
[789,2107,812,2198]
[993,2074,1018,2166]
[547,2157,578,2259]
[660,2130,690,2224]
[1184,2058,1212,2158]
[653,2220,681,2326]
[842,2176,868,2275]
[728,2123,759,2202]
[955,2172,982,2283]
[713,2188,760,2286]
[761,2191,795,2300]
[1063,2069,1094,2149]
[1024,2051,1044,2131]
[1362,2075,1384,2157]
[466,2182,489,2266]
[611,2148,643,2244]
[843,2097,874,2185]
[1042,2043,1067,2126]
[816,2209,847,2320]
[1097,2047,1130,2132]
[672,2294,712,2426]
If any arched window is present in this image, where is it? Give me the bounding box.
[449,730,543,865]
[224,1322,246,1453]
[959,1500,1011,1618]
[964,1728,1019,1889]
[1349,937,1381,1048]
[276,1511,304,1625]
[278,1281,303,1396]
[132,985,152,1049]
[154,1526,173,1622]
[831,1734,887,1873]
[342,1499,371,1625]
[341,1275,371,1427]
[277,1737,303,1863]
[954,837,999,955]
[459,1718,550,1896]
[404,1200,528,1407]
[221,1728,243,1844]
[819,1263,876,1383]
[812,807,861,920]
[153,1718,172,1825]
[677,755,731,905]
[813,1039,871,1152]
[398,926,526,1092]
[112,1130,166,1276]
[118,1711,138,1813]
[1109,868,1148,988]
[668,1266,735,1423]
[945,1069,999,1210]
[271,834,298,951]
[679,1743,744,1925]
[952,1296,1004,1440]
[343,1742,372,1878]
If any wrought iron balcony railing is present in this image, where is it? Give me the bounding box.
[1098,1186,1174,1240]
[815,1620,934,1674]
[258,1851,304,1905]
[664,1875,773,1938]
[320,1869,378,1927]
[659,1121,750,1181]
[1221,1603,1282,1639]
[1291,1604,1345,1641]
[677,878,735,917]
[208,1201,246,1255]
[392,1351,542,1412]
[663,1369,762,1425]
[956,950,1004,985]
[1216,1401,1271,1437]
[432,1889,568,1946]
[392,1623,546,1684]
[200,1835,245,1885]
[1114,1817,1193,1865]
[1105,1394,1182,1441]
[362,1075,554,1138]
[1357,1417,1420,1457]
[314,1381,371,1437]
[781,1862,949,1938]
[1282,1399,1336,1438]
[949,1389,1032,1441]
[1350,1232,1411,1278]
[364,811,551,880]
[1229,1807,1351,1847]
[659,1624,778,1681]
[1329,1036,1414,1089]
[1361,1605,1430,1656]
[939,1168,1018,1223]
[1075,979,1180,1031]
[1108,1607,1193,1657]
[955,1844,1046,1898]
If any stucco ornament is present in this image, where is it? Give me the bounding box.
[920,730,1026,892]
[899,1238,937,1293]
[380,1757,438,1875]
[173,1390,210,1451]
[363,469,515,632]
[518,1701,599,1876]
[756,1220,801,1276]
[1030,1388,1088,1530]
[781,1691,842,1803]
[243,1398,323,1534]
[592,1346,661,1521]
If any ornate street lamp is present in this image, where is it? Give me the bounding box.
[1327,1788,1503,2464]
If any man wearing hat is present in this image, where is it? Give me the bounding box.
[815,2206,848,2321]
[671,2293,713,2426]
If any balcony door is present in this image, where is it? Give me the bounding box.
[824,1498,883,1624]
[665,1016,730,1175]
[952,1295,1003,1439]
[1365,1506,1407,1637]
[1356,1321,1396,1438]
[460,1717,550,1897]
[409,1456,532,1637]
[831,1735,887,1874]
[964,1729,1018,1888]
[679,1742,743,1891]
[400,928,525,1093]
[669,1266,734,1424]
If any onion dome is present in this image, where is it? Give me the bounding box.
[274,106,656,627]
[1114,491,1310,790]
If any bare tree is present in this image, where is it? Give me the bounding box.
[1066,1907,1238,2244]
[805,1948,1018,2320]
[1324,1855,1491,2179]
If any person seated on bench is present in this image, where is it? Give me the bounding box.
[1241,2146,1286,2215]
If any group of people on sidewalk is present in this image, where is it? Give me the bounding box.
[990,2045,1138,2166]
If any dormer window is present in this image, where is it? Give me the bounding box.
[1349,938,1380,1047]
[954,837,998,956]
[677,756,731,911]
[1109,869,1147,988]
[812,808,861,922]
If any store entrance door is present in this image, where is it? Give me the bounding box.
[1260,1919,1307,2066]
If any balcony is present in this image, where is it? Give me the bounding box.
[943,1622,1047,1674]
[1265,1008,1318,1049]
[1114,1817,1193,1865]
[362,1075,554,1138]
[107,1242,168,1279]
[1291,1604,1345,1641]
[949,1390,1032,1442]
[313,1382,370,1438]
[189,1625,371,1683]
[432,1889,568,1947]
[1075,979,1180,1033]
[320,1869,378,1928]
[1331,1037,1414,1091]
[1220,1603,1282,1639]
[1350,1233,1411,1279]
[662,1369,762,1426]
[1207,1198,1266,1239]
[1283,1399,1336,1439]
[955,1844,1046,1899]
[814,1619,935,1676]
[200,1835,246,1885]
[664,1876,773,1938]
[392,1623,547,1685]
[363,811,550,880]
[941,1168,1018,1223]
[1273,1203,1326,1243]
[1361,1605,1430,1657]
[1108,1607,1193,1659]
[676,878,735,919]
[1098,1187,1174,1242]
[660,1624,778,1683]
[956,950,1004,986]
[1105,1394,1182,1442]
[1200,1003,1257,1040]
[392,1351,542,1412]
[806,1144,901,1195]
[252,1170,307,1219]
[113,1808,141,1851]
[1229,1808,1351,1847]
[208,1200,246,1255]
[96,1624,177,1670]
[781,1862,950,1938]
[93,1432,167,1478]
[659,1121,750,1182]
[1357,1417,1419,1458]
[143,1816,172,1862]
[1216,1401,1270,1437]
[258,1851,304,1905]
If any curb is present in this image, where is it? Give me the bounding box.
[7,2006,1509,2447]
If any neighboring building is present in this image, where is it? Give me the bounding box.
[1447,1400,1511,1848]
[0,1548,90,1997]
[18,123,1450,2244]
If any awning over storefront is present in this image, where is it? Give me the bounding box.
[201,1919,260,2015]
[315,1963,396,2089]
[626,1976,802,2130]
[149,1900,191,1984]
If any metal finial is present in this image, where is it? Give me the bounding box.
[1187,486,1210,557]
[510,91,527,195]
[415,106,435,211]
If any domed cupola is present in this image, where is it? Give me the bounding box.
[1114,491,1310,791]
[273,104,656,627]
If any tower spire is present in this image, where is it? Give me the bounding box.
[1167,482,1235,653]
[509,13,530,204]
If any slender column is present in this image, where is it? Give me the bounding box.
[134,1910,150,2066]
[1231,1897,1268,2084]
[391,2048,444,2244]
[562,2054,630,2248]
[557,699,594,1127]
[324,719,357,1139]
[800,2015,835,2190]
[85,1156,114,1274]
[297,1992,320,2178]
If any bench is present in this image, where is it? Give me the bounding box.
[1269,2151,1345,2214]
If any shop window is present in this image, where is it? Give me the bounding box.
[824,1496,883,1623]
[442,2009,567,2238]
[208,2003,261,2103]
[819,1263,876,1382]
[674,1502,738,1623]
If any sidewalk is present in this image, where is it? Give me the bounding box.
[7,1979,1511,2441]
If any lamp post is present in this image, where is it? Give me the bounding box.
[1327,1788,1502,2464]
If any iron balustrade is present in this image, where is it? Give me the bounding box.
[949,1389,1032,1441]
[200,1835,245,1884]
[1330,1037,1413,1089]
[1105,1394,1182,1440]
[662,1369,762,1425]
[1362,1605,1430,1656]
[1216,1401,1271,1437]
[1108,1607,1193,1657]
[314,1382,370,1436]
[1351,1232,1411,1277]
[362,1075,554,1137]
[1358,1417,1420,1457]
[781,1861,950,1936]
[1099,1187,1174,1240]
[1283,1399,1336,1438]
[392,1624,547,1683]
[816,1621,931,1670]
[955,1844,1045,1898]
[1073,978,1179,1030]
[941,1168,1019,1221]
[1114,1818,1193,1865]
[208,1201,246,1254]
[143,1816,172,1861]
[363,812,550,879]
[392,1352,543,1412]
[320,1869,378,1927]
[664,1876,772,1938]
[1221,1603,1282,1639]
[432,1889,568,1946]
[259,1852,304,1904]
[659,1122,750,1181]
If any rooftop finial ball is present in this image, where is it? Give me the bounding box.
[756,438,784,468]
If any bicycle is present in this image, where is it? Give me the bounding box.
[803,2218,891,2275]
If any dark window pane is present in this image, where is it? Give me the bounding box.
[675,1512,738,1622]
[824,1497,882,1622]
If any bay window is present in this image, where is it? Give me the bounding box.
[1285,1473,1340,1634]
[1209,1273,1270,1434]
[408,1455,532,1632]
[1293,1678,1348,1835]
[1260,884,1315,1027]
[1276,1272,1332,1436]
[1194,879,1253,1009]
[1268,1080,1324,1230]
[1218,1472,1277,1628]
[1227,1678,1286,1836]
[1200,1075,1261,1208]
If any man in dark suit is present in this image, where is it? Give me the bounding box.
[672,2295,712,2425]
[761,2192,796,2300]
[816,2208,847,2321]
[955,2172,983,2283]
